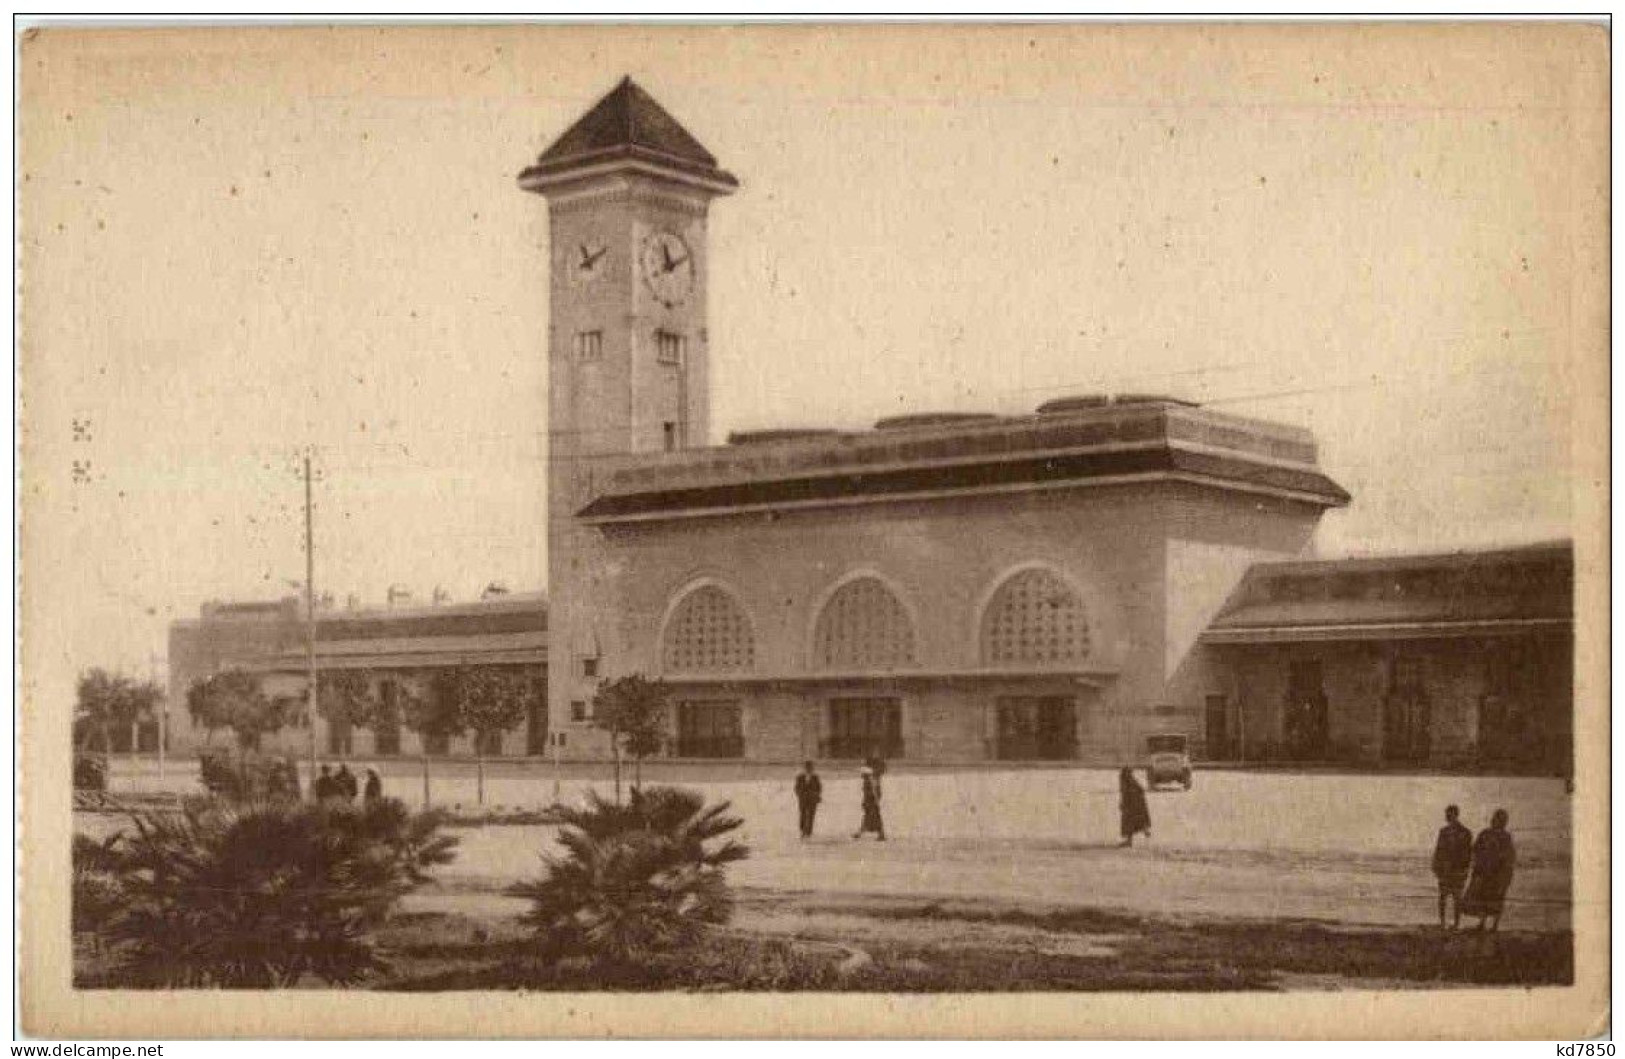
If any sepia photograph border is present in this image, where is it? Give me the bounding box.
[16,19,1611,1039]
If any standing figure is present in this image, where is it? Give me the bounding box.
[853,765,886,841]
[794,760,822,839]
[1461,808,1517,932]
[363,767,383,804]
[1118,767,1151,847]
[1431,804,1474,929]
[335,762,358,803]
[314,763,336,803]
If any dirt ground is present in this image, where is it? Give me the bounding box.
[100,758,1573,931]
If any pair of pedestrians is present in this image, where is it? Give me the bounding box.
[1431,804,1517,931]
[793,760,885,841]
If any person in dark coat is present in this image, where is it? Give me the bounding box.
[363,768,383,804]
[1461,808,1516,931]
[794,761,823,839]
[314,764,336,802]
[1431,804,1474,929]
[335,762,358,803]
[1118,767,1151,847]
[853,765,886,841]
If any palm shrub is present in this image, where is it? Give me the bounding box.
[71,832,125,944]
[100,796,457,988]
[509,785,749,965]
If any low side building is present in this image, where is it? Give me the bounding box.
[1200,541,1572,773]
[166,592,548,759]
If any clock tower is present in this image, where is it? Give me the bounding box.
[519,77,738,750]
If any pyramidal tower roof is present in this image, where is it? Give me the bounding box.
[519,77,738,194]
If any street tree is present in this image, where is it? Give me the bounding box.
[316,669,379,754]
[454,666,537,806]
[402,671,464,807]
[185,670,290,750]
[75,668,163,753]
[591,674,670,802]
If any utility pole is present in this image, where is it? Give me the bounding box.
[304,452,318,781]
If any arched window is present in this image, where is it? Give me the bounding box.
[662,585,755,672]
[813,577,916,670]
[982,567,1091,666]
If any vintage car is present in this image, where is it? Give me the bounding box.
[1145,733,1193,790]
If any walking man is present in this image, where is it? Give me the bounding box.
[794,760,822,839]
[853,764,886,841]
[1431,804,1473,929]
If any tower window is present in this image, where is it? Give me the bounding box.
[656,330,686,365]
[663,422,678,451]
[574,330,603,362]
[581,656,598,679]
[570,700,588,723]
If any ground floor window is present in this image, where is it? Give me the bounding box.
[824,697,903,760]
[675,700,743,758]
[526,695,548,756]
[994,696,1077,760]
[327,716,353,757]
[1479,639,1561,770]
[373,718,401,756]
[1204,693,1232,760]
[1383,654,1431,763]
[423,731,450,756]
[1283,658,1328,759]
[474,729,505,757]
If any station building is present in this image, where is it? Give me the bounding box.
[161,79,1573,775]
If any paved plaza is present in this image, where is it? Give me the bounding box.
[100,758,1574,931]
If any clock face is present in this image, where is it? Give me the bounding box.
[567,238,609,287]
[639,230,695,308]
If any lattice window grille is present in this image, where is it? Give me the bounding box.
[662,586,755,672]
[814,578,916,670]
[984,568,1091,665]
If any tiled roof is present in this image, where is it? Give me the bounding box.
[521,77,738,189]
[1203,541,1572,642]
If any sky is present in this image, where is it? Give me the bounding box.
[19,23,1605,679]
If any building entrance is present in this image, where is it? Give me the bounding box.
[994,696,1077,760]
[825,697,903,759]
[675,700,743,758]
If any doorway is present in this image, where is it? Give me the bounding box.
[675,700,743,758]
[825,697,902,759]
[995,696,1077,760]
[1383,654,1431,763]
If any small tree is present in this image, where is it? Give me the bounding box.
[455,666,536,806]
[317,669,379,754]
[509,785,749,967]
[75,668,163,753]
[402,671,463,807]
[185,670,290,750]
[97,797,458,987]
[592,674,670,802]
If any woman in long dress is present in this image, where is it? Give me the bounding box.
[1119,767,1151,847]
[853,765,886,841]
[1461,808,1516,931]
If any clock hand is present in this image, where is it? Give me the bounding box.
[665,252,690,272]
[577,244,591,268]
[661,243,675,271]
[583,246,607,268]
